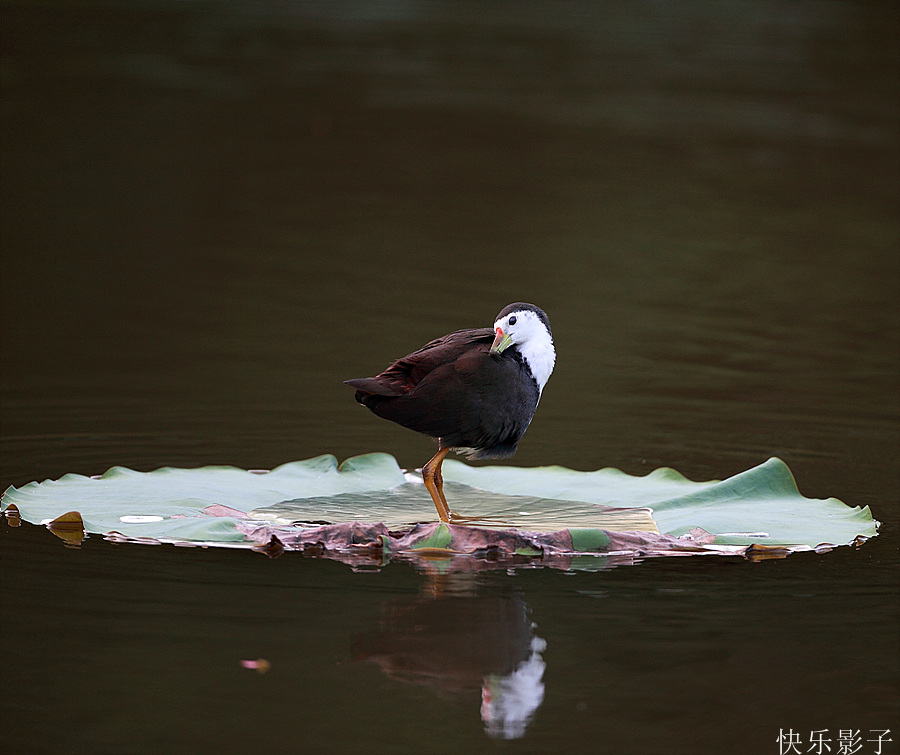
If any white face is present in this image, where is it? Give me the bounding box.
[493,309,556,394]
[494,309,549,348]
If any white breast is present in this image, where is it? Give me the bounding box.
[518,334,555,397]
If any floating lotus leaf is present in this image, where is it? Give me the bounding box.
[440,456,877,548]
[249,482,658,533]
[1,454,879,561]
[2,454,405,543]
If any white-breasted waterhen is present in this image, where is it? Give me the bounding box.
[345,303,555,523]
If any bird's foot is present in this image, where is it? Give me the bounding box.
[445,511,508,526]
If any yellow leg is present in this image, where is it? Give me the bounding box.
[423,447,451,522]
[423,447,507,526]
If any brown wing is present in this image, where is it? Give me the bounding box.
[345,328,494,396]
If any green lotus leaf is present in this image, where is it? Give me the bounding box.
[248,482,658,533]
[1,454,878,551]
[2,453,405,543]
[442,457,878,547]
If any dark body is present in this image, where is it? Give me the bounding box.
[346,328,539,459]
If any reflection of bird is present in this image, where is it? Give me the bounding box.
[351,593,535,693]
[351,588,547,740]
[345,303,555,523]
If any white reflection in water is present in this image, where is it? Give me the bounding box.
[481,634,547,740]
[353,577,547,739]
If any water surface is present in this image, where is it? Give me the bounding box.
[2,3,897,753]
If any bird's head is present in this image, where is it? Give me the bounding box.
[490,303,556,394]
[490,303,552,354]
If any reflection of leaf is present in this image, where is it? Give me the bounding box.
[0,454,879,552]
[45,510,85,547]
[4,503,22,527]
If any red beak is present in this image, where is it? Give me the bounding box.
[490,327,507,353]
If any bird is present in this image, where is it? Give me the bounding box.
[345,302,555,523]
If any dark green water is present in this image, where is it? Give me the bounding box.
[2,3,898,753]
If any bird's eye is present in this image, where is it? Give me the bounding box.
[508,315,517,326]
